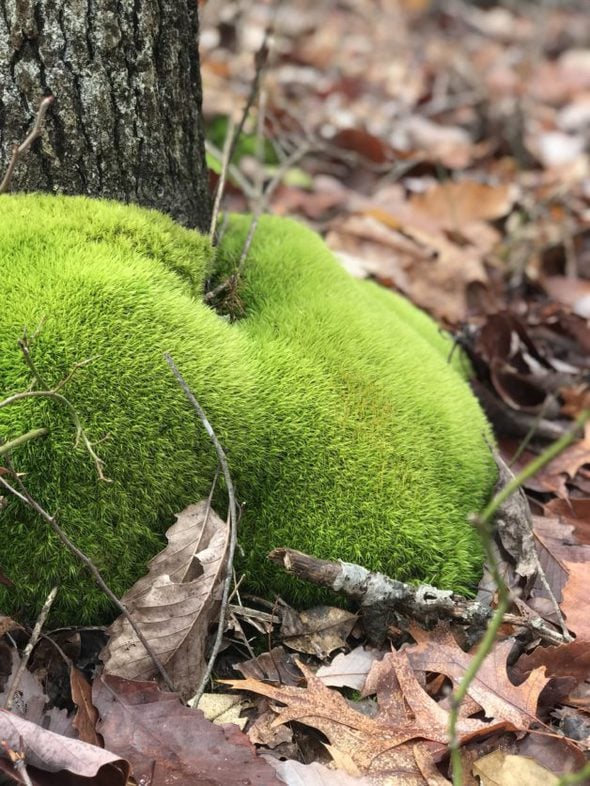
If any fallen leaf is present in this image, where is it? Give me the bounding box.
[473,750,558,786]
[405,625,548,730]
[102,501,229,700]
[265,757,373,785]
[544,276,590,318]
[317,646,384,690]
[70,667,101,747]
[544,498,590,545]
[280,606,358,658]
[0,651,72,737]
[561,561,590,640]
[197,692,249,729]
[225,651,499,778]
[409,181,515,227]
[0,709,128,784]
[236,646,302,686]
[514,639,590,683]
[93,674,282,786]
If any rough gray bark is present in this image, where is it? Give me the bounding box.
[0,0,211,231]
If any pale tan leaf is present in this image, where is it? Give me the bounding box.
[197,692,249,729]
[102,501,230,700]
[473,750,558,786]
[409,181,516,226]
[317,646,384,690]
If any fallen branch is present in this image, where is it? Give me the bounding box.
[268,548,566,646]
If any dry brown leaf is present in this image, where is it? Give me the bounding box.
[561,561,590,640]
[280,605,358,658]
[533,423,590,498]
[405,625,548,730]
[102,501,229,700]
[514,639,590,683]
[94,674,281,786]
[225,651,495,778]
[528,516,590,621]
[248,708,294,748]
[409,181,516,227]
[544,498,590,545]
[236,646,301,685]
[70,667,101,747]
[397,116,475,169]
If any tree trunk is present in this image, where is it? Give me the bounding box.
[0,0,211,232]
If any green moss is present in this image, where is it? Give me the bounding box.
[0,194,496,624]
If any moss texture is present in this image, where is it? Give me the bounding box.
[0,194,496,624]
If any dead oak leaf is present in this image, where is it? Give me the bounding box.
[561,561,590,641]
[224,651,488,776]
[405,624,548,730]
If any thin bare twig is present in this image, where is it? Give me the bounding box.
[164,354,238,706]
[0,469,176,693]
[209,116,237,244]
[18,330,48,390]
[204,140,311,306]
[0,427,49,457]
[0,388,108,482]
[1,741,34,786]
[4,587,58,711]
[0,96,54,194]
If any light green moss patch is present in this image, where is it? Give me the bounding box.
[0,194,496,623]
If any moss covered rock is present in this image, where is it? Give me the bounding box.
[0,194,496,623]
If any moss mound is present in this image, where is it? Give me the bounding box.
[0,194,496,623]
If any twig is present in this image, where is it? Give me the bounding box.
[204,140,311,306]
[0,388,108,482]
[0,428,48,457]
[18,330,48,389]
[164,354,238,706]
[0,469,176,693]
[204,142,257,200]
[4,587,58,711]
[449,409,590,786]
[207,12,276,244]
[268,548,569,647]
[209,116,237,244]
[226,26,271,168]
[0,741,33,786]
[0,96,54,194]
